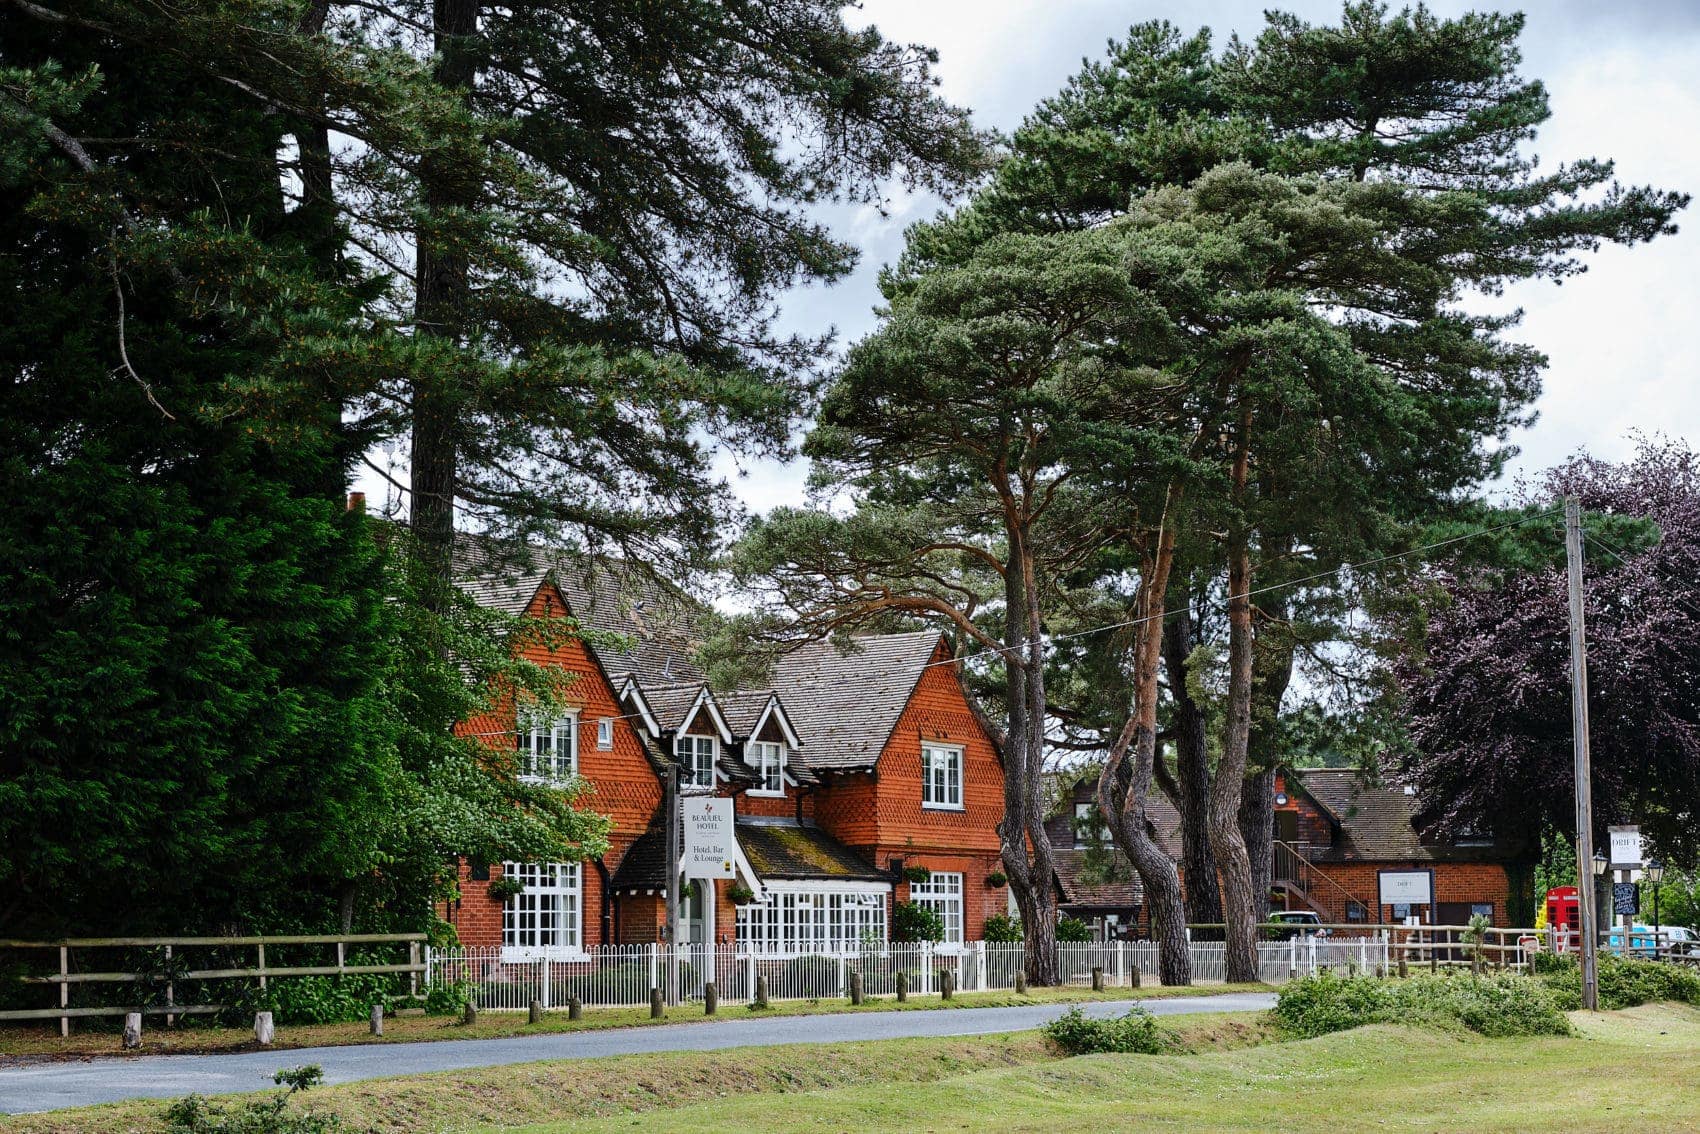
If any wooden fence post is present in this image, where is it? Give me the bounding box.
[704,982,718,1015]
[58,946,68,1038]
[849,971,863,1005]
[370,1003,384,1036]
[650,986,664,1019]
[895,970,908,1003]
[123,1012,142,1049]
[165,944,175,1028]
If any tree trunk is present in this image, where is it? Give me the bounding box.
[1160,600,1222,926]
[999,522,1059,986]
[409,0,480,600]
[1098,494,1190,985]
[1210,419,1259,985]
[1243,612,1294,925]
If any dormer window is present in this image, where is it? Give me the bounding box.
[519,714,577,784]
[750,741,786,796]
[675,735,717,787]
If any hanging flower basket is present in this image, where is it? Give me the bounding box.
[902,865,932,885]
[986,871,1008,888]
[728,882,757,905]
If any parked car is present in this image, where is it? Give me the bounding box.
[1266,911,1329,940]
[1657,926,1697,957]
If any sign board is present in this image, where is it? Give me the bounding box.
[1378,869,1434,907]
[1609,826,1643,868]
[681,797,737,880]
[1612,881,1640,917]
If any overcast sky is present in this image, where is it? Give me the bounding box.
[713,0,1700,515]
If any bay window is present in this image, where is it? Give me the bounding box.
[735,883,889,953]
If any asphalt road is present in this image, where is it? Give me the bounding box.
[0,992,1275,1114]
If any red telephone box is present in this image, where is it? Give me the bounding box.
[1546,886,1580,951]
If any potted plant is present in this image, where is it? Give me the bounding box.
[986,871,1008,888]
[902,865,932,885]
[728,882,756,905]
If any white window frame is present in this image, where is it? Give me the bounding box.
[596,717,614,750]
[1074,802,1109,849]
[518,713,577,784]
[909,871,964,946]
[920,744,964,811]
[675,734,717,787]
[734,880,890,954]
[500,861,583,959]
[749,741,786,796]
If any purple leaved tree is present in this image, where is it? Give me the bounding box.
[1397,438,1700,863]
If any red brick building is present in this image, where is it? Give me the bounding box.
[1046,769,1523,931]
[442,552,1007,959]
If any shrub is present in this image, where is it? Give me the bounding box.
[902,865,932,884]
[983,914,1023,943]
[892,900,945,943]
[425,979,472,1016]
[1056,916,1092,943]
[1537,954,1700,1011]
[165,1065,339,1133]
[1042,1006,1176,1055]
[782,953,841,995]
[1274,971,1570,1040]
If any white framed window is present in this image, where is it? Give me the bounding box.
[921,744,963,810]
[518,714,577,783]
[1074,802,1109,849]
[500,861,581,956]
[596,717,614,750]
[749,741,786,795]
[910,871,964,945]
[675,734,717,787]
[735,882,889,953]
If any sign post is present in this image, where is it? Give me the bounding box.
[1609,825,1642,955]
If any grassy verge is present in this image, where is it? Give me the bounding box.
[6,1012,1276,1134]
[0,983,1265,1062]
[509,1002,1700,1133]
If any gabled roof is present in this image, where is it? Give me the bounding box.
[716,690,802,749]
[452,540,704,687]
[609,820,890,890]
[642,682,733,742]
[1294,769,1517,864]
[760,630,944,772]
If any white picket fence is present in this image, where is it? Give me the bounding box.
[427,937,1391,1011]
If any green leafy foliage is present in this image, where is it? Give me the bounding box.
[1056,917,1093,943]
[1274,971,1571,1040]
[891,901,945,944]
[164,1065,337,1133]
[1535,955,1700,1012]
[1042,1005,1177,1055]
[983,914,1024,943]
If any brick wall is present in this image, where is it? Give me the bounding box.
[1307,861,1514,926]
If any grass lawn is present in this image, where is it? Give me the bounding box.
[0,983,1264,1062]
[508,1003,1700,1134]
[6,1013,1276,1133]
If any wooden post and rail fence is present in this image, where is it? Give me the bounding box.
[0,933,426,1036]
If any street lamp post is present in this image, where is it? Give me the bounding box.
[1648,858,1665,957]
[1592,851,1610,955]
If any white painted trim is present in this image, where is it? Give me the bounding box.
[679,686,734,743]
[749,696,802,749]
[757,879,891,896]
[616,677,662,737]
[500,946,591,963]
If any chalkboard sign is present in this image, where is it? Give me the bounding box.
[1612,881,1640,917]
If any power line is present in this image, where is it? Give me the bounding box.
[915,505,1566,674]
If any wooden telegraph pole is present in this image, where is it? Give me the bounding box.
[663,763,681,1006]
[1564,496,1600,1011]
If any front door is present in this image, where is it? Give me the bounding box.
[679,880,715,981]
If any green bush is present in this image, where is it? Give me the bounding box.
[983,914,1023,943]
[165,1066,339,1133]
[1042,1006,1176,1055]
[1537,954,1700,1011]
[892,900,945,943]
[425,979,472,1016]
[1056,916,1092,943]
[1274,971,1571,1039]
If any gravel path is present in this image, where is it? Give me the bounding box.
[0,992,1275,1114]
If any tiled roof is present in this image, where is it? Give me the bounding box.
[608,820,890,889]
[1295,769,1515,863]
[736,821,890,883]
[1052,848,1144,910]
[452,540,703,686]
[760,631,943,771]
[641,682,715,734]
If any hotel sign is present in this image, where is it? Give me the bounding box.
[682,797,737,880]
